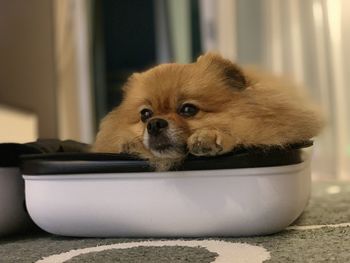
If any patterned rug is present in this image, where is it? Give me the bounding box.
[1,181,349,263]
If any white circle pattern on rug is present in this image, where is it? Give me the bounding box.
[36,240,271,263]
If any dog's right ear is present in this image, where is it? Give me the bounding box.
[196,52,247,90]
[122,73,141,93]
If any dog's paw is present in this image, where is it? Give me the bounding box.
[187,130,224,156]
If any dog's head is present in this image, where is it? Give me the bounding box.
[94,53,248,161]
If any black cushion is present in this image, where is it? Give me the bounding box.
[0,139,89,167]
[20,141,313,175]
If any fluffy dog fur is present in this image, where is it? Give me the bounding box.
[92,53,323,171]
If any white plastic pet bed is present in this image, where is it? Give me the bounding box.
[22,142,312,237]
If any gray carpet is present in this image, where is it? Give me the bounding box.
[1,181,349,263]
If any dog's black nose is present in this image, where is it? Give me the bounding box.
[147,118,168,136]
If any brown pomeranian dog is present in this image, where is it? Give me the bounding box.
[92,53,323,171]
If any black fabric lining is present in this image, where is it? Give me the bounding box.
[20,141,312,175]
[0,139,89,167]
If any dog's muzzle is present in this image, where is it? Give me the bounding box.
[144,118,186,158]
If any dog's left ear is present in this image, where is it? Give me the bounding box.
[197,52,247,90]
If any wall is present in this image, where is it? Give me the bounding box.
[0,0,57,138]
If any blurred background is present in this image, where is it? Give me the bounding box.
[0,0,349,180]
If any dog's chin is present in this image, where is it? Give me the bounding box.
[143,132,186,159]
[149,143,186,159]
[148,146,186,172]
[142,131,187,171]
[143,141,186,171]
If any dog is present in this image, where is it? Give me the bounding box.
[92,53,323,171]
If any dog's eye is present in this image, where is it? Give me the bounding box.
[179,103,199,117]
[140,109,153,122]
